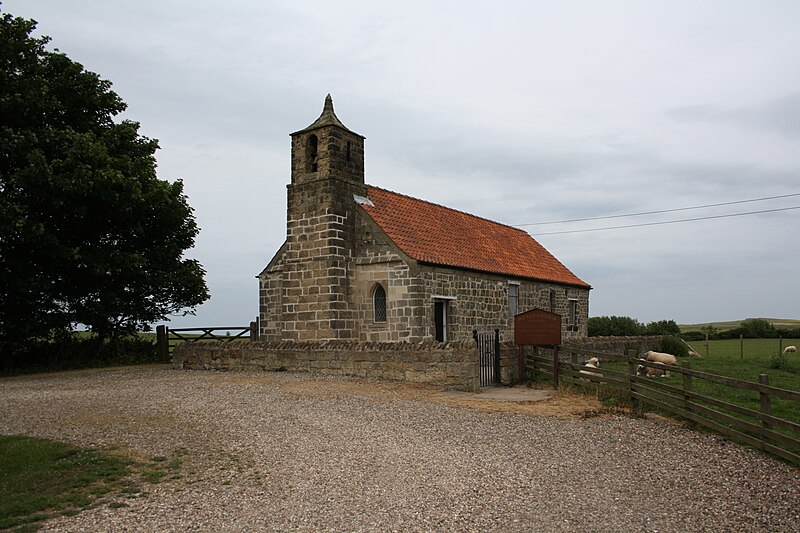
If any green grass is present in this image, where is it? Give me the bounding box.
[0,436,131,530]
[603,338,800,424]
[0,436,185,530]
[678,338,800,424]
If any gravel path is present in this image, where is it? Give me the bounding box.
[1,366,798,532]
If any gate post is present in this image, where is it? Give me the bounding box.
[493,329,501,385]
[156,325,169,362]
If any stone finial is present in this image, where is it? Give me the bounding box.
[291,93,365,138]
[323,93,334,116]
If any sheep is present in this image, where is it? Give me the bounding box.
[644,350,678,366]
[784,345,797,353]
[636,364,670,378]
[688,350,700,358]
[578,357,602,381]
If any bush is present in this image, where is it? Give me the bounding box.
[644,320,681,335]
[769,351,795,372]
[740,318,776,338]
[681,331,706,341]
[659,335,689,358]
[1,335,159,374]
[589,316,644,336]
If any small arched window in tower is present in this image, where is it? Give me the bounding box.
[373,284,387,323]
[306,134,318,172]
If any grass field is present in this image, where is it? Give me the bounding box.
[679,338,800,424]
[602,338,800,426]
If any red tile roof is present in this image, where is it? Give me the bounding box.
[360,186,590,288]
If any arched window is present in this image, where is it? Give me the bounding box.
[373,284,387,323]
[306,134,318,172]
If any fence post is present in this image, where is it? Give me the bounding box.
[627,349,639,411]
[759,374,773,431]
[250,321,258,342]
[567,350,578,386]
[682,361,694,426]
[705,333,709,358]
[552,345,559,389]
[156,325,169,362]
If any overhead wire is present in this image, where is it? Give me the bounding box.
[514,192,800,227]
[528,205,800,236]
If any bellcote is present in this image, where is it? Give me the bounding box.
[290,94,365,185]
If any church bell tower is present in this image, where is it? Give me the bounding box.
[280,95,367,340]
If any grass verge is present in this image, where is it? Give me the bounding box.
[0,435,183,531]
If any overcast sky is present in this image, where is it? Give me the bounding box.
[7,0,800,327]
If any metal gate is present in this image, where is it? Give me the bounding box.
[473,329,500,387]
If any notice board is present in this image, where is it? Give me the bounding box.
[514,308,562,346]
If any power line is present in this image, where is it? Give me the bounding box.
[529,205,800,236]
[514,192,800,227]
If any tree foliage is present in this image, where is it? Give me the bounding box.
[588,316,681,337]
[0,9,209,359]
[588,316,644,336]
[739,318,776,339]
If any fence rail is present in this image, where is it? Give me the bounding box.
[526,348,800,466]
[156,321,258,359]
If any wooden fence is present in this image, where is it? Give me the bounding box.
[526,347,800,466]
[156,320,259,360]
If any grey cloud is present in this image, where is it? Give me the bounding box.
[667,93,800,138]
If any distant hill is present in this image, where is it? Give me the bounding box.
[680,318,800,333]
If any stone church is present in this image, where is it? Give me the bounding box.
[259,96,591,343]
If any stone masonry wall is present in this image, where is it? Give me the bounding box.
[563,336,664,356]
[415,266,590,343]
[173,340,481,391]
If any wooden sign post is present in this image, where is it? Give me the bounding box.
[514,309,562,388]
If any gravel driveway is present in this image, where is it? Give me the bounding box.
[1,366,798,532]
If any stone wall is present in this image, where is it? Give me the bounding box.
[173,340,481,391]
[417,266,590,343]
[563,336,664,356]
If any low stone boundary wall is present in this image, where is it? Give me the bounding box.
[564,336,664,356]
[172,340,480,391]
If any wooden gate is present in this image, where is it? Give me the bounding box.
[156,322,258,359]
[473,329,500,387]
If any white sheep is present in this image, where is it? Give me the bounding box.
[636,364,670,378]
[578,357,602,380]
[784,345,797,353]
[644,350,678,366]
[688,350,700,357]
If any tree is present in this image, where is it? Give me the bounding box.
[588,316,644,337]
[0,9,209,359]
[643,319,681,336]
[739,318,776,339]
